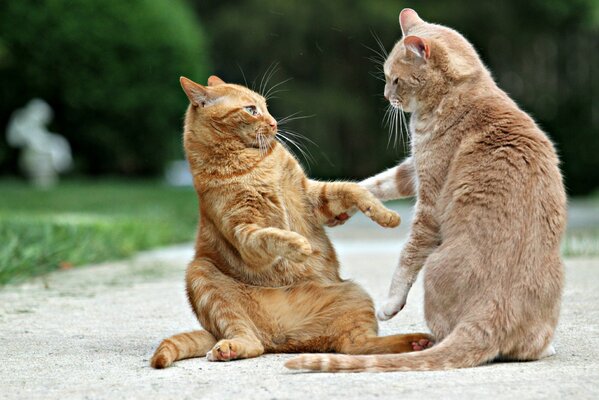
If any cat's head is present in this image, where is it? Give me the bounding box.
[180,75,278,150]
[383,8,486,112]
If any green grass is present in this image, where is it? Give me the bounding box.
[0,180,198,285]
[562,194,599,257]
[562,228,599,257]
[1,179,597,286]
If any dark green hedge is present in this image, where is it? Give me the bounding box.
[0,0,209,175]
[193,0,599,195]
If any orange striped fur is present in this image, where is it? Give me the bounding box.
[150,76,431,369]
[286,8,566,372]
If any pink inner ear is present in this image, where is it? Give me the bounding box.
[404,36,430,59]
[180,76,209,106]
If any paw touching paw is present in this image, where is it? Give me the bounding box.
[358,201,401,228]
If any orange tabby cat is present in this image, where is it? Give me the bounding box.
[286,8,566,372]
[150,75,432,368]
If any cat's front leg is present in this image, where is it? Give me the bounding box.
[308,181,400,228]
[378,205,440,321]
[360,157,416,201]
[235,224,313,266]
[377,261,416,321]
[322,158,416,227]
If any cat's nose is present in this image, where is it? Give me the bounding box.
[384,84,391,100]
[269,120,277,130]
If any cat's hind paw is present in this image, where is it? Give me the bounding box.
[411,337,434,351]
[207,340,239,362]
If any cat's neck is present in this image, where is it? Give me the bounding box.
[188,137,278,189]
[411,76,495,136]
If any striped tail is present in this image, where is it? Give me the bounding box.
[285,325,498,373]
[151,330,217,369]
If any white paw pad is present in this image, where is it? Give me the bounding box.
[377,296,406,321]
[539,344,556,359]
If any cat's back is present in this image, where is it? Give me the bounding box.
[442,90,566,252]
[458,91,563,193]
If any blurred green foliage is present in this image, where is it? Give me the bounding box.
[0,0,596,194]
[0,0,209,176]
[0,180,197,285]
[193,0,598,194]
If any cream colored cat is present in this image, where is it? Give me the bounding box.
[286,8,566,372]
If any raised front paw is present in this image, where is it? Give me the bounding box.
[278,232,313,263]
[358,200,401,228]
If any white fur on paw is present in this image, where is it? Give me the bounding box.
[539,344,556,359]
[206,352,215,361]
[377,296,406,321]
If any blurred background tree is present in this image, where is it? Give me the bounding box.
[0,0,597,194]
[0,0,209,176]
[192,0,598,195]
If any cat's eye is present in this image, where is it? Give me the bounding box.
[244,105,259,116]
[393,78,399,85]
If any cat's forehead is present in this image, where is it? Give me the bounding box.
[216,84,265,104]
[384,44,409,74]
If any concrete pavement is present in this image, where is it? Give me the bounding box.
[1,213,598,399]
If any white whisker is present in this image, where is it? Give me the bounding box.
[259,62,279,96]
[278,129,319,147]
[237,63,248,87]
[277,130,315,166]
[264,77,293,100]
[277,113,315,126]
[399,106,410,153]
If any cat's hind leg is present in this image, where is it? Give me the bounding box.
[151,330,217,369]
[317,282,434,355]
[187,260,265,362]
[207,336,265,361]
[270,280,434,355]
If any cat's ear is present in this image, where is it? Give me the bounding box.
[404,36,430,60]
[180,76,210,107]
[207,75,225,86]
[399,8,424,36]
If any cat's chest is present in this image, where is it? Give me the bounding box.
[411,120,454,194]
[278,184,310,229]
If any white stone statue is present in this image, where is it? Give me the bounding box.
[6,99,73,187]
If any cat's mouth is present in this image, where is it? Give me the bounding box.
[251,130,276,151]
[389,97,403,109]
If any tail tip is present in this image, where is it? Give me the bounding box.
[150,353,172,369]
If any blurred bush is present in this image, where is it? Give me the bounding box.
[193,0,598,195]
[0,0,209,176]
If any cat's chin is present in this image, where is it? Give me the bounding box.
[390,99,415,113]
[249,137,275,151]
